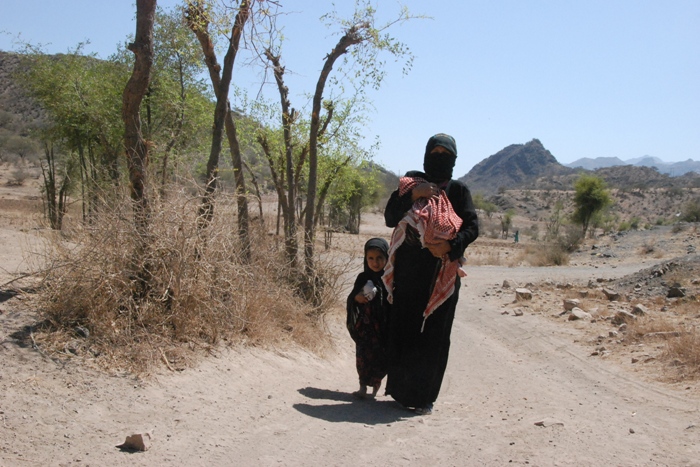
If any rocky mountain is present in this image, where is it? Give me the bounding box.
[566,155,700,176]
[459,138,573,195]
[460,138,700,196]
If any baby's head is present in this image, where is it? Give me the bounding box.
[364,238,389,273]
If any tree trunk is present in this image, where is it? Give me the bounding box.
[313,155,351,227]
[264,49,302,267]
[160,52,187,193]
[242,161,264,226]
[256,131,297,267]
[122,0,156,232]
[187,0,251,261]
[304,26,365,276]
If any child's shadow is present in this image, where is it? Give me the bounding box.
[293,387,411,425]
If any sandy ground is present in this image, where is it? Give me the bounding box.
[1,180,700,465]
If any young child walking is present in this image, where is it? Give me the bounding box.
[346,237,390,399]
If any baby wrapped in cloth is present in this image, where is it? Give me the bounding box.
[383,176,467,332]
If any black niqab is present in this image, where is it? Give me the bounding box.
[423,133,458,183]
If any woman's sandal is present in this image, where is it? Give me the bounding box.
[415,404,433,415]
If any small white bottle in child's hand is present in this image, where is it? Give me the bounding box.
[362,280,377,300]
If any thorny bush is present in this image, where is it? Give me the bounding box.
[34,186,343,373]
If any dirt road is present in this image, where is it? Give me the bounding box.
[2,257,699,466]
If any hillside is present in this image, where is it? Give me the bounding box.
[460,138,700,197]
[487,185,700,236]
[0,51,45,126]
[459,138,573,195]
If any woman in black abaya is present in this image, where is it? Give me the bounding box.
[383,133,479,415]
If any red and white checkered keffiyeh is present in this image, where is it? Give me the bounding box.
[383,176,467,332]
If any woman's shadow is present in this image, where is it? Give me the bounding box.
[293,387,414,424]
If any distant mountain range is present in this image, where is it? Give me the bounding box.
[564,156,700,176]
[459,139,700,196]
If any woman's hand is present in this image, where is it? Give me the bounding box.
[426,240,452,258]
[411,182,439,201]
[354,292,368,304]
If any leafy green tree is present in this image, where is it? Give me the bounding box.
[260,0,416,281]
[257,54,383,266]
[143,6,212,188]
[112,6,214,185]
[21,46,128,221]
[572,174,612,237]
[326,161,381,234]
[301,1,415,277]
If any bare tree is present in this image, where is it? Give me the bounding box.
[186,0,251,260]
[302,4,415,276]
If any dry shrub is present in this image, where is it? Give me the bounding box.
[639,239,656,255]
[523,243,570,266]
[664,327,700,379]
[34,187,340,373]
[669,299,700,317]
[469,249,504,266]
[660,299,700,379]
[504,249,528,267]
[626,315,678,339]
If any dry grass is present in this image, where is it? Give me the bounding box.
[665,330,700,380]
[523,243,570,266]
[31,186,342,373]
[626,315,679,338]
[610,296,700,381]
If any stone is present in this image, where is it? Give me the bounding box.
[631,304,648,316]
[116,432,153,452]
[602,288,620,301]
[563,299,580,311]
[667,287,686,298]
[568,308,592,321]
[534,418,564,427]
[611,310,636,325]
[515,288,532,301]
[502,279,517,289]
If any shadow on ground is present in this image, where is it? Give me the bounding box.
[294,386,414,424]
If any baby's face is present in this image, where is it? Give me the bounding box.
[366,249,387,273]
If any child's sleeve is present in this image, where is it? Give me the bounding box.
[346,273,366,339]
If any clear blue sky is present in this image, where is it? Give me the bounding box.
[1,0,698,178]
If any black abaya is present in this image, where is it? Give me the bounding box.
[383,172,478,408]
